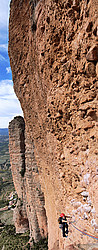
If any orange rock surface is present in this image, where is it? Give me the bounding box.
[8,0,98,249]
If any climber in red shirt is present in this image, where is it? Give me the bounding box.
[58,213,68,237]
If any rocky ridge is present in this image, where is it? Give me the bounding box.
[9,0,98,249]
[9,116,47,240]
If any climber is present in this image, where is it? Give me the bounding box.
[58,213,68,237]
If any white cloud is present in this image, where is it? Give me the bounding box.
[0,80,23,128]
[0,54,7,61]
[0,80,13,95]
[0,0,11,29]
[0,117,11,128]
[0,44,8,51]
[6,67,11,74]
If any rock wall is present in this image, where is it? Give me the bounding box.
[9,0,98,249]
[9,116,47,241]
[9,116,29,234]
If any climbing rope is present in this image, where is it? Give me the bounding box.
[62,215,98,240]
[70,222,98,240]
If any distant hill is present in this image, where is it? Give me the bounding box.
[0,127,14,210]
[0,129,9,136]
[0,129,9,165]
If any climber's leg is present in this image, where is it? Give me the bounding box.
[62,222,65,237]
[65,222,68,236]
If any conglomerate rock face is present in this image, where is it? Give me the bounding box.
[9,117,29,234]
[9,0,98,249]
[9,116,47,241]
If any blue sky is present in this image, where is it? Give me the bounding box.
[0,0,23,128]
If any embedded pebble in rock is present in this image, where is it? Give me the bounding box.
[77,206,83,214]
[91,219,97,229]
[85,62,96,77]
[83,173,90,185]
[81,192,89,197]
[83,204,91,213]
[87,197,92,206]
[91,208,96,215]
[83,212,88,220]
[86,45,98,62]
[73,202,82,209]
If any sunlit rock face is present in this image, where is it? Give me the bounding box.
[9,0,98,249]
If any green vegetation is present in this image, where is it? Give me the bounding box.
[0,131,14,209]
[0,168,14,208]
[0,225,48,250]
[32,237,48,250]
[0,210,13,225]
[0,134,9,164]
[0,225,30,249]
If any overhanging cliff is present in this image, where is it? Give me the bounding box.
[8,0,98,249]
